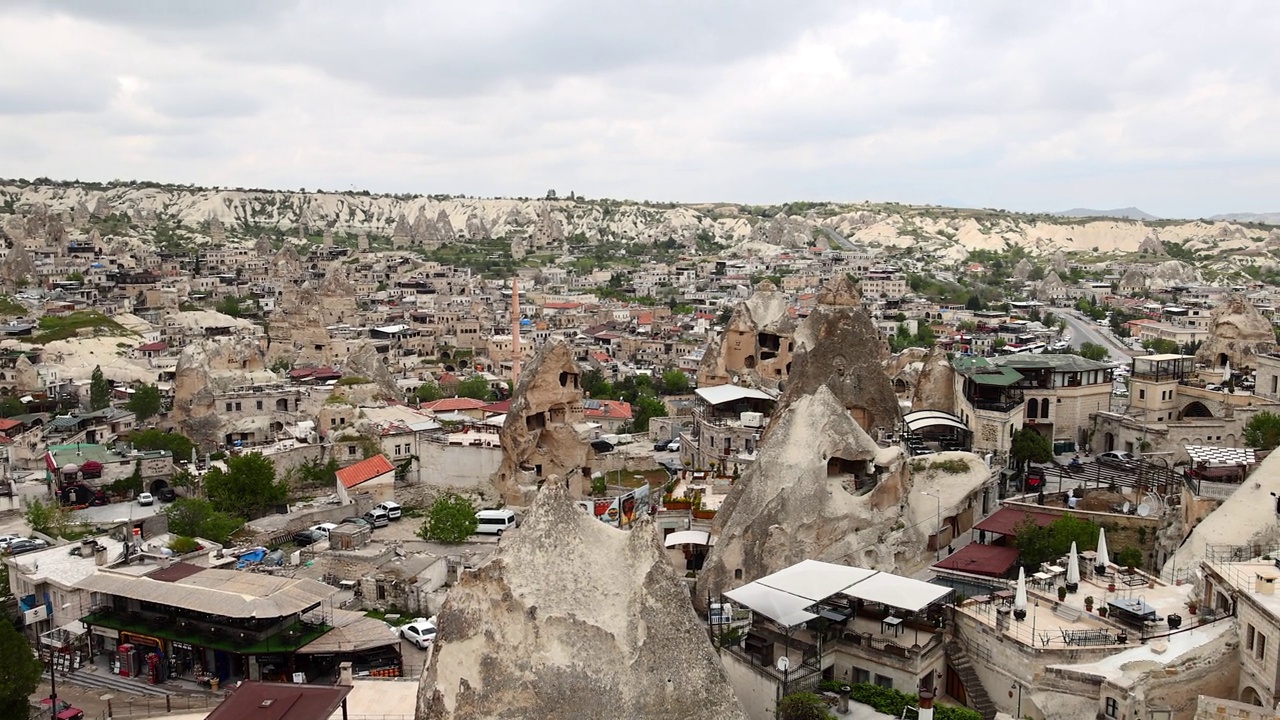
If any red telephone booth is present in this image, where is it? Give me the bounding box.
[116,644,137,677]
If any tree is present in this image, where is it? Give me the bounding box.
[1010,427,1053,471]
[126,383,163,423]
[660,369,689,395]
[0,618,43,720]
[1245,411,1280,451]
[1077,342,1108,361]
[129,428,197,462]
[414,382,445,402]
[418,493,478,543]
[0,396,24,418]
[163,498,244,545]
[777,692,835,720]
[1014,512,1099,571]
[89,364,111,410]
[1142,338,1179,355]
[24,497,69,537]
[964,294,985,311]
[455,376,495,401]
[107,459,144,497]
[204,452,289,519]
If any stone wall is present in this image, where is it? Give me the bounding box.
[418,442,502,491]
[719,652,780,720]
[1194,695,1279,720]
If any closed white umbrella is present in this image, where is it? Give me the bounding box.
[1222,360,1232,384]
[1066,541,1080,592]
[1014,567,1028,621]
[1096,528,1111,573]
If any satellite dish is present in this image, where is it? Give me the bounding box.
[1122,501,1130,514]
[775,656,790,672]
[1136,503,1151,517]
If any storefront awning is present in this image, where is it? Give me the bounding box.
[664,530,715,547]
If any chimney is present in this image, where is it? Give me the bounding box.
[1259,574,1277,596]
[94,544,107,566]
[338,661,353,686]
[917,689,935,720]
[837,685,851,714]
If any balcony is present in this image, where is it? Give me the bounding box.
[82,609,330,655]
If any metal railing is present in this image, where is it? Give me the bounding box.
[89,693,225,719]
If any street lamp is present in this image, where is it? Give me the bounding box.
[47,602,70,720]
[1010,682,1022,718]
[920,491,943,559]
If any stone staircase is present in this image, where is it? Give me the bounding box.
[945,641,997,720]
[51,667,172,698]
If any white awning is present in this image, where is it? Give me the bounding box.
[664,530,715,547]
[841,572,952,613]
[902,409,969,433]
[694,385,776,406]
[754,559,876,602]
[1185,445,1256,466]
[723,583,818,628]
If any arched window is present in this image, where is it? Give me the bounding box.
[1027,398,1039,418]
[1041,400,1050,419]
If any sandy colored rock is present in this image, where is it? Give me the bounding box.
[491,341,594,505]
[170,335,276,449]
[911,346,956,412]
[1195,294,1275,369]
[696,281,796,389]
[1137,233,1166,255]
[343,341,401,398]
[1012,257,1034,280]
[418,479,747,720]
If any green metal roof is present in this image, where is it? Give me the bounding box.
[990,353,1113,372]
[953,356,1024,386]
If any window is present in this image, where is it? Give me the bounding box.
[851,667,870,684]
[1273,376,1278,395]
[348,446,357,456]
[1138,389,1145,400]
[234,402,242,412]
[874,674,893,689]
[256,400,263,411]
[1258,632,1267,661]
[225,402,233,412]
[1247,624,1256,652]
[1104,697,1118,718]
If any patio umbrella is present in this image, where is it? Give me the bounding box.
[1066,541,1080,592]
[1222,360,1231,384]
[1014,567,1028,621]
[1096,528,1111,573]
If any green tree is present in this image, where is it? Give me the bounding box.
[1014,512,1099,571]
[1115,546,1144,570]
[0,396,24,417]
[660,369,690,395]
[107,459,144,497]
[582,368,615,399]
[126,383,163,423]
[129,428,197,462]
[418,493,478,543]
[1010,427,1053,471]
[24,497,69,537]
[414,382,445,402]
[204,452,289,519]
[1245,411,1280,451]
[1142,338,1179,355]
[162,498,244,545]
[0,618,43,720]
[455,376,495,401]
[777,692,835,720]
[1077,342,1108,361]
[216,295,247,317]
[89,364,111,410]
[627,394,668,432]
[964,294,984,311]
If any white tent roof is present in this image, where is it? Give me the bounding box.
[723,583,818,627]
[843,572,953,613]
[902,409,969,433]
[664,530,715,547]
[754,559,876,602]
[694,385,776,406]
[1185,445,1256,466]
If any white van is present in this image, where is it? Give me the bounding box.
[475,509,518,535]
[376,501,402,520]
[364,507,390,528]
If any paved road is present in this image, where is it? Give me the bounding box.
[1060,310,1133,364]
[71,500,161,525]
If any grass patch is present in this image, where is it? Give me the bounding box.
[365,608,414,625]
[911,458,971,474]
[0,296,27,316]
[32,311,131,344]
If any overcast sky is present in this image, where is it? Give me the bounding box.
[2,1,1278,217]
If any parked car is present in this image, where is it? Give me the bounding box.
[292,529,326,547]
[653,438,671,451]
[666,440,681,453]
[340,516,373,530]
[375,501,402,520]
[7,538,49,555]
[137,492,154,506]
[400,616,437,649]
[0,534,21,550]
[475,509,518,535]
[310,522,339,537]
[157,486,177,503]
[40,698,85,720]
[1097,450,1139,467]
[364,507,390,528]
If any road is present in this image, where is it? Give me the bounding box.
[1059,310,1133,364]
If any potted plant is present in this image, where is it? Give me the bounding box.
[1187,599,1199,615]
[1084,596,1095,613]
[1108,582,1116,592]
[1057,586,1067,602]
[1098,605,1109,618]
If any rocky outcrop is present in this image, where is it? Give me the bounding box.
[911,346,956,412]
[170,336,276,449]
[1137,233,1166,255]
[1035,270,1068,301]
[781,276,899,434]
[0,231,37,287]
[419,480,747,720]
[491,341,594,505]
[1147,259,1203,289]
[343,341,400,398]
[1195,294,1276,370]
[1012,257,1034,280]
[697,281,796,389]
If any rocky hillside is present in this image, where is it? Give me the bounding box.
[3,180,1278,263]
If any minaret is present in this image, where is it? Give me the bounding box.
[511,277,521,385]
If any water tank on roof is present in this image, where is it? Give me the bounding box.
[740,412,764,428]
[61,463,80,475]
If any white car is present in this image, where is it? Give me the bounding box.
[0,534,22,550]
[401,617,437,649]
[666,440,680,453]
[137,492,154,506]
[310,522,339,537]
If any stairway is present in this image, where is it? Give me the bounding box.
[51,668,173,698]
[945,641,998,720]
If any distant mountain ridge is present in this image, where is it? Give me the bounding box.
[1051,207,1159,221]
[1210,211,1280,224]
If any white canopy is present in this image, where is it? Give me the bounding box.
[1066,541,1081,586]
[902,409,970,434]
[844,571,952,613]
[723,583,818,627]
[754,559,877,602]
[664,530,715,547]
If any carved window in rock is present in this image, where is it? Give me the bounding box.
[526,412,547,431]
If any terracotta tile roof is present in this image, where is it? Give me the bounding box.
[0,418,23,432]
[931,543,1020,578]
[136,341,168,352]
[583,399,633,421]
[336,454,395,489]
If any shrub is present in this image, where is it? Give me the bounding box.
[820,683,981,720]
[168,536,201,554]
[418,493,478,543]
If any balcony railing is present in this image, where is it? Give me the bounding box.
[82,609,330,655]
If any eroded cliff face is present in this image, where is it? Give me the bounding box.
[911,346,956,412]
[170,336,275,449]
[1195,294,1276,370]
[418,480,747,720]
[491,341,594,505]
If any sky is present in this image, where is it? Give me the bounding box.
[2,1,1278,218]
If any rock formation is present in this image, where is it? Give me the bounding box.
[1012,257,1034,280]
[170,336,276,449]
[1051,249,1068,274]
[342,341,400,398]
[696,281,795,389]
[1035,270,1068,301]
[911,346,956,412]
[418,480,747,720]
[491,341,594,505]
[1137,233,1166,255]
[779,275,899,434]
[1195,294,1276,370]
[1147,259,1203,289]
[0,232,37,287]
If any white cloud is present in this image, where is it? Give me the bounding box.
[1,0,1279,216]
